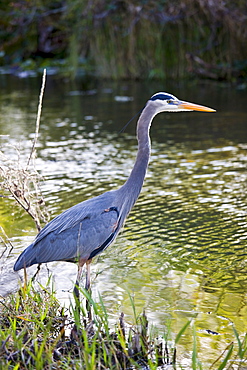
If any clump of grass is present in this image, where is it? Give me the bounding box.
[0,280,175,369]
[0,279,63,369]
[1,280,247,369]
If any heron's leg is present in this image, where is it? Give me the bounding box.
[72,262,84,335]
[85,259,91,291]
[85,259,92,320]
[73,262,84,300]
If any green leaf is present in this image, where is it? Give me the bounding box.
[175,320,191,344]
[217,343,234,370]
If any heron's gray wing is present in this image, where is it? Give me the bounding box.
[35,205,120,263]
[34,191,115,244]
[34,197,99,244]
[13,190,123,270]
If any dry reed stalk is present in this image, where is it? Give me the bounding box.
[0,69,49,233]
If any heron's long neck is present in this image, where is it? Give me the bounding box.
[121,104,156,203]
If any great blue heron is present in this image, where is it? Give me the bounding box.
[14,92,215,297]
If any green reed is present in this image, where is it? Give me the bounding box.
[0,280,246,369]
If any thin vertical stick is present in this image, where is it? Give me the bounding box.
[26,69,46,169]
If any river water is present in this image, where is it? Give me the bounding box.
[0,74,246,367]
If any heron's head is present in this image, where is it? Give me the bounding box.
[149,92,216,114]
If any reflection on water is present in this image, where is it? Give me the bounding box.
[0,75,247,367]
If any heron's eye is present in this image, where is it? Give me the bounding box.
[167,100,173,104]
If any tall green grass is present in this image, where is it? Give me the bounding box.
[0,280,246,369]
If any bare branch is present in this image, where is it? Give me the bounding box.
[26,68,46,169]
[0,69,49,232]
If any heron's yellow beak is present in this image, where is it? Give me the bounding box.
[179,101,216,112]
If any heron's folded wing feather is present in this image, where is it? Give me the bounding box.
[26,206,120,264]
[34,192,114,244]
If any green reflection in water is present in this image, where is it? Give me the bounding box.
[0,76,247,367]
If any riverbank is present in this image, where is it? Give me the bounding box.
[1,0,247,81]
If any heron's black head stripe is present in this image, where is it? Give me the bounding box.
[150,93,175,101]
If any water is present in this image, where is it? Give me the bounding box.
[0,74,246,367]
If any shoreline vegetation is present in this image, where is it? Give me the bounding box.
[0,280,246,369]
[1,0,247,81]
[0,280,178,369]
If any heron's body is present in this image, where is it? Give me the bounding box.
[14,187,136,268]
[14,92,215,294]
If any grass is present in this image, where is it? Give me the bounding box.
[0,281,176,369]
[0,279,175,369]
[0,279,246,369]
